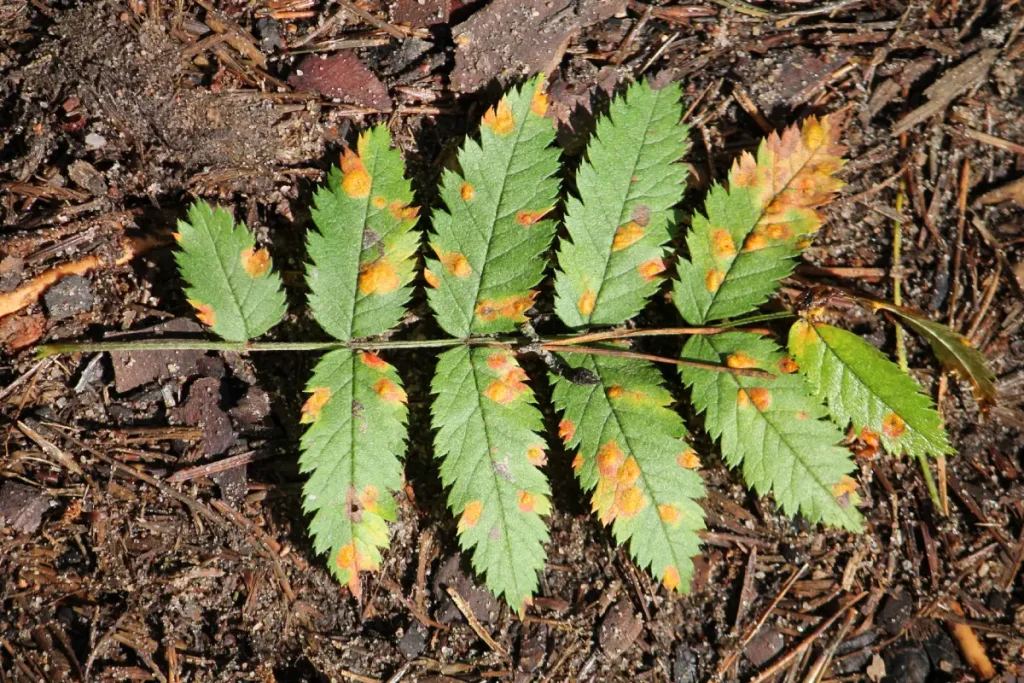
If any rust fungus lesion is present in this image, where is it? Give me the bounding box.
[711,229,737,260]
[300,387,332,424]
[577,289,596,316]
[358,259,401,295]
[526,445,547,467]
[388,199,419,221]
[481,98,515,136]
[611,221,644,251]
[483,364,529,405]
[460,182,475,201]
[188,300,216,327]
[662,565,681,592]
[592,441,648,524]
[515,208,551,227]
[677,449,701,469]
[359,352,388,371]
[881,412,906,438]
[705,269,725,292]
[340,145,372,199]
[726,351,759,369]
[434,248,472,278]
[240,247,271,278]
[559,419,576,444]
[517,490,535,513]
[458,500,483,532]
[373,377,407,404]
[423,268,440,289]
[474,292,536,323]
[530,84,549,117]
[638,258,666,282]
[336,541,376,598]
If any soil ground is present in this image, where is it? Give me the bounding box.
[1,1,1023,682]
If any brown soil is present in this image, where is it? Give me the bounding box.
[2,1,1023,682]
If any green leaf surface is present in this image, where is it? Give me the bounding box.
[789,321,953,459]
[307,126,420,341]
[299,349,407,597]
[175,201,286,342]
[674,115,846,324]
[431,346,551,611]
[426,76,561,337]
[551,354,705,593]
[681,332,862,530]
[553,80,690,328]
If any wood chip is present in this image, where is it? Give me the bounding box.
[891,49,998,135]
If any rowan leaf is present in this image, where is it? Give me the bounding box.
[789,321,953,459]
[681,332,862,530]
[299,349,408,597]
[431,346,551,611]
[551,354,705,593]
[307,125,420,341]
[674,115,846,324]
[553,80,690,328]
[426,75,560,337]
[867,301,998,409]
[174,201,286,342]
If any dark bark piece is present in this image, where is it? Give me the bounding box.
[598,598,643,658]
[450,0,626,93]
[172,377,237,457]
[431,554,500,625]
[743,626,785,667]
[109,319,205,393]
[0,481,54,535]
[391,0,450,28]
[289,52,393,112]
[878,591,913,636]
[43,275,94,320]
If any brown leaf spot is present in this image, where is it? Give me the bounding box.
[662,565,681,592]
[460,182,475,201]
[240,247,271,278]
[611,222,644,251]
[578,289,596,315]
[475,292,537,322]
[638,258,666,282]
[795,411,809,420]
[559,419,576,444]
[516,208,551,226]
[705,269,725,292]
[481,99,515,136]
[517,490,535,513]
[459,500,483,532]
[726,351,759,369]
[527,445,547,467]
[677,449,702,469]
[881,412,906,438]
[424,268,440,289]
[301,387,332,424]
[188,300,216,327]
[373,377,407,404]
[631,205,651,227]
[711,229,737,260]
[749,387,771,411]
[360,352,388,371]
[358,259,401,295]
[831,475,860,508]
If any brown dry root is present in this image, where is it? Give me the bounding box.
[947,600,997,680]
[0,236,163,320]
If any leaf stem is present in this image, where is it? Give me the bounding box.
[541,344,776,379]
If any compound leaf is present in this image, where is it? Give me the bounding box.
[307,125,420,341]
[681,332,862,530]
[867,300,998,409]
[299,349,408,597]
[551,354,705,593]
[431,347,551,611]
[175,201,286,342]
[789,321,953,459]
[426,76,560,337]
[553,80,690,328]
[674,115,846,324]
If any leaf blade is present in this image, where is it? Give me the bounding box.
[174,201,286,342]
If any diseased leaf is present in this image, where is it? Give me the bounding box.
[674,115,846,324]
[681,332,862,530]
[175,201,286,342]
[789,321,953,459]
[867,301,997,409]
[551,354,705,593]
[426,75,561,337]
[553,80,690,328]
[431,347,551,611]
[299,349,408,597]
[307,125,420,341]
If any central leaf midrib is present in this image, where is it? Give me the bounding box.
[207,220,248,338]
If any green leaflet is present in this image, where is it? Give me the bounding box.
[299,349,407,597]
[674,115,846,325]
[307,125,420,341]
[431,347,551,611]
[551,354,705,594]
[789,321,953,459]
[553,80,690,328]
[425,75,560,337]
[174,201,286,342]
[681,332,862,531]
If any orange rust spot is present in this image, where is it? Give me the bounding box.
[860,427,880,450]
[831,475,860,505]
[743,232,769,252]
[481,99,515,136]
[360,352,388,371]
[749,387,771,411]
[881,413,906,439]
[487,352,512,371]
[597,441,626,476]
[659,504,681,524]
[619,457,641,486]
[172,231,182,243]
[373,377,407,404]
[593,446,647,524]
[424,268,440,289]
[796,411,809,420]
[460,182,475,201]
[340,147,371,198]
[737,389,750,408]
[662,566,681,592]
[778,357,799,373]
[517,490,535,513]
[711,229,737,260]
[571,453,584,471]
[638,258,666,282]
[388,199,419,221]
[189,300,216,327]
[765,223,792,241]
[606,385,624,399]
[358,259,401,295]
[240,247,271,278]
[358,485,380,514]
[530,85,549,117]
[559,419,576,444]
[705,269,725,292]
[438,250,472,278]
[516,208,551,226]
[677,450,702,469]
[527,445,547,466]
[372,196,387,209]
[300,387,331,424]
[617,485,645,516]
[611,221,644,251]
[578,289,596,316]
[484,366,529,405]
[335,541,374,597]
[726,351,758,369]
[459,501,483,532]
[475,292,537,322]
